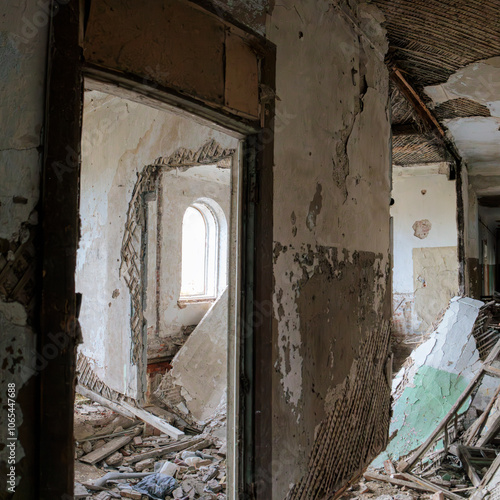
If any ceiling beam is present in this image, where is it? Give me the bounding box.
[390,66,461,164]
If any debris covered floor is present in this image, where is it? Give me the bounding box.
[74,397,228,499]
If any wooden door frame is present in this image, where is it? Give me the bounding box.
[39,0,275,497]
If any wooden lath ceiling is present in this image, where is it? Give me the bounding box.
[376,0,500,166]
[373,0,500,88]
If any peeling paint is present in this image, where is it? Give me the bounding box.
[305,183,322,231]
[412,218,432,239]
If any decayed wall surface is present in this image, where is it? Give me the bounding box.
[76,90,237,398]
[0,1,48,496]
[267,1,392,497]
[391,167,459,364]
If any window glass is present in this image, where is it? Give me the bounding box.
[180,206,207,296]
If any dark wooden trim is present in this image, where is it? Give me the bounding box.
[83,64,260,136]
[252,42,276,499]
[456,159,466,294]
[39,0,82,497]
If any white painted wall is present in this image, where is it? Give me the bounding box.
[392,168,458,294]
[158,167,230,340]
[76,89,237,398]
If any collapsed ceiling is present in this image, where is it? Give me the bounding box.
[374,0,500,190]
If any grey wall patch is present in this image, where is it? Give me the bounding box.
[413,219,432,239]
[306,183,323,231]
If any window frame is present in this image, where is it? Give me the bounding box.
[179,202,220,300]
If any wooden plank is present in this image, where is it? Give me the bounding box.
[124,437,205,464]
[76,385,135,419]
[477,412,500,447]
[477,451,500,489]
[402,474,464,500]
[80,435,134,465]
[119,401,184,441]
[465,384,500,446]
[363,471,433,493]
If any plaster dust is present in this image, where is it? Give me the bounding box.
[76,89,238,399]
[268,0,392,496]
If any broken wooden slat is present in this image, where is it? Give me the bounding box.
[465,384,500,446]
[124,437,205,464]
[119,401,184,440]
[363,471,434,493]
[477,411,500,447]
[402,473,464,500]
[456,445,483,487]
[80,434,135,465]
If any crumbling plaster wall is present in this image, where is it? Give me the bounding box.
[76,90,237,398]
[0,0,48,496]
[267,1,392,497]
[391,167,459,345]
[155,166,230,348]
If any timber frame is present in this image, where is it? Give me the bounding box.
[39,0,275,497]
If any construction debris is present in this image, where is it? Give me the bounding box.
[74,395,228,499]
[340,298,500,500]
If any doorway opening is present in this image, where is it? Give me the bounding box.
[73,82,243,497]
[477,196,500,300]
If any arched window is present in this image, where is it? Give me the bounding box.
[180,200,227,299]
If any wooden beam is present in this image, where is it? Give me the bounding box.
[80,434,136,465]
[363,471,434,493]
[76,384,136,419]
[402,474,464,500]
[120,401,185,440]
[124,437,206,464]
[39,0,82,497]
[390,67,461,166]
[391,67,445,136]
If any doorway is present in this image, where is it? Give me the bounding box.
[73,82,245,496]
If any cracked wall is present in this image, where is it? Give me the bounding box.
[268,1,392,497]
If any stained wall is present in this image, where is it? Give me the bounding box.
[0,1,48,496]
[267,1,393,496]
[391,166,459,362]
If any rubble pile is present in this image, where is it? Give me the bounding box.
[74,398,228,500]
[340,298,500,500]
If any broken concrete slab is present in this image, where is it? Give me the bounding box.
[156,288,228,423]
[375,297,490,466]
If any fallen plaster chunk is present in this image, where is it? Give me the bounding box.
[375,297,485,466]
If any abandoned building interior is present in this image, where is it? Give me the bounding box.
[2,0,500,499]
